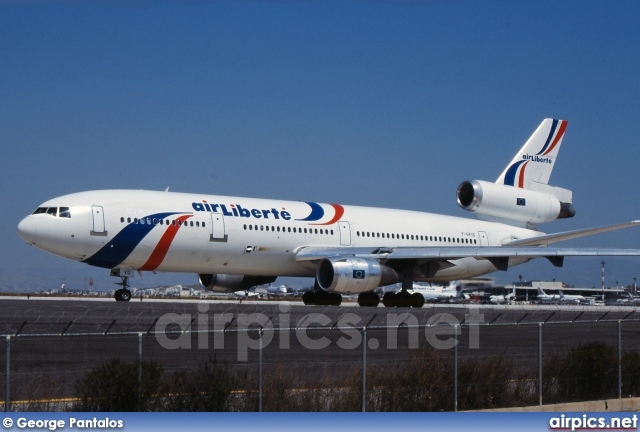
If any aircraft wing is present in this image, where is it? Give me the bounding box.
[296,219,640,271]
[503,220,640,247]
[295,246,640,261]
[295,245,640,271]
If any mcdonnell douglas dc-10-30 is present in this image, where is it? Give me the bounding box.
[17,119,640,306]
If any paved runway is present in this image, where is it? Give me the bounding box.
[0,296,638,404]
[0,295,637,335]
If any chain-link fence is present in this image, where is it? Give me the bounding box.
[1,303,639,412]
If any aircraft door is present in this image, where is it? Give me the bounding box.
[210,212,227,242]
[339,221,351,246]
[478,231,489,246]
[91,205,106,235]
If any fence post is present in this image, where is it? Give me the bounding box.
[618,320,622,399]
[362,326,367,413]
[258,327,263,413]
[454,324,458,412]
[538,322,543,406]
[5,336,9,413]
[138,333,143,384]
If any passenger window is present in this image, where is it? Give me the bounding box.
[120,217,125,223]
[127,217,131,223]
[202,222,205,227]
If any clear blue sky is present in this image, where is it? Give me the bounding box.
[1,0,639,292]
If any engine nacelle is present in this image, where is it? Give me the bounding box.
[198,274,277,292]
[316,257,399,294]
[457,180,575,225]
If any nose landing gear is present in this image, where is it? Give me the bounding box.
[114,274,132,302]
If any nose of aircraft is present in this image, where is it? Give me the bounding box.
[17,216,37,245]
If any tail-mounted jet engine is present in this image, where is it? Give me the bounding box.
[457,180,575,225]
[316,257,399,294]
[198,274,277,292]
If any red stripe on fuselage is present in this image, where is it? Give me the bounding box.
[311,204,344,225]
[139,215,193,271]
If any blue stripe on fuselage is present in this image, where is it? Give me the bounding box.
[82,212,181,269]
[295,202,325,222]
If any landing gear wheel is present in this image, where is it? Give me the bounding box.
[394,290,412,308]
[113,274,132,302]
[357,292,380,307]
[303,291,315,305]
[410,292,425,308]
[383,292,396,307]
[302,289,342,306]
[114,288,131,302]
[383,290,423,308]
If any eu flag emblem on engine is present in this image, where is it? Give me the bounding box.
[353,270,365,279]
[516,198,526,206]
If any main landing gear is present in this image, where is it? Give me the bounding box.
[303,281,342,306]
[382,290,424,308]
[303,289,342,306]
[357,291,380,307]
[380,269,425,308]
[114,275,132,302]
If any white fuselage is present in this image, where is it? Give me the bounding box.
[17,189,544,282]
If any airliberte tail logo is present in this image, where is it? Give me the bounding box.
[522,154,553,164]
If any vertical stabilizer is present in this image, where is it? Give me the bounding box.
[496,119,568,189]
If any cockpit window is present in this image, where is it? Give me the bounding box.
[32,207,71,218]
